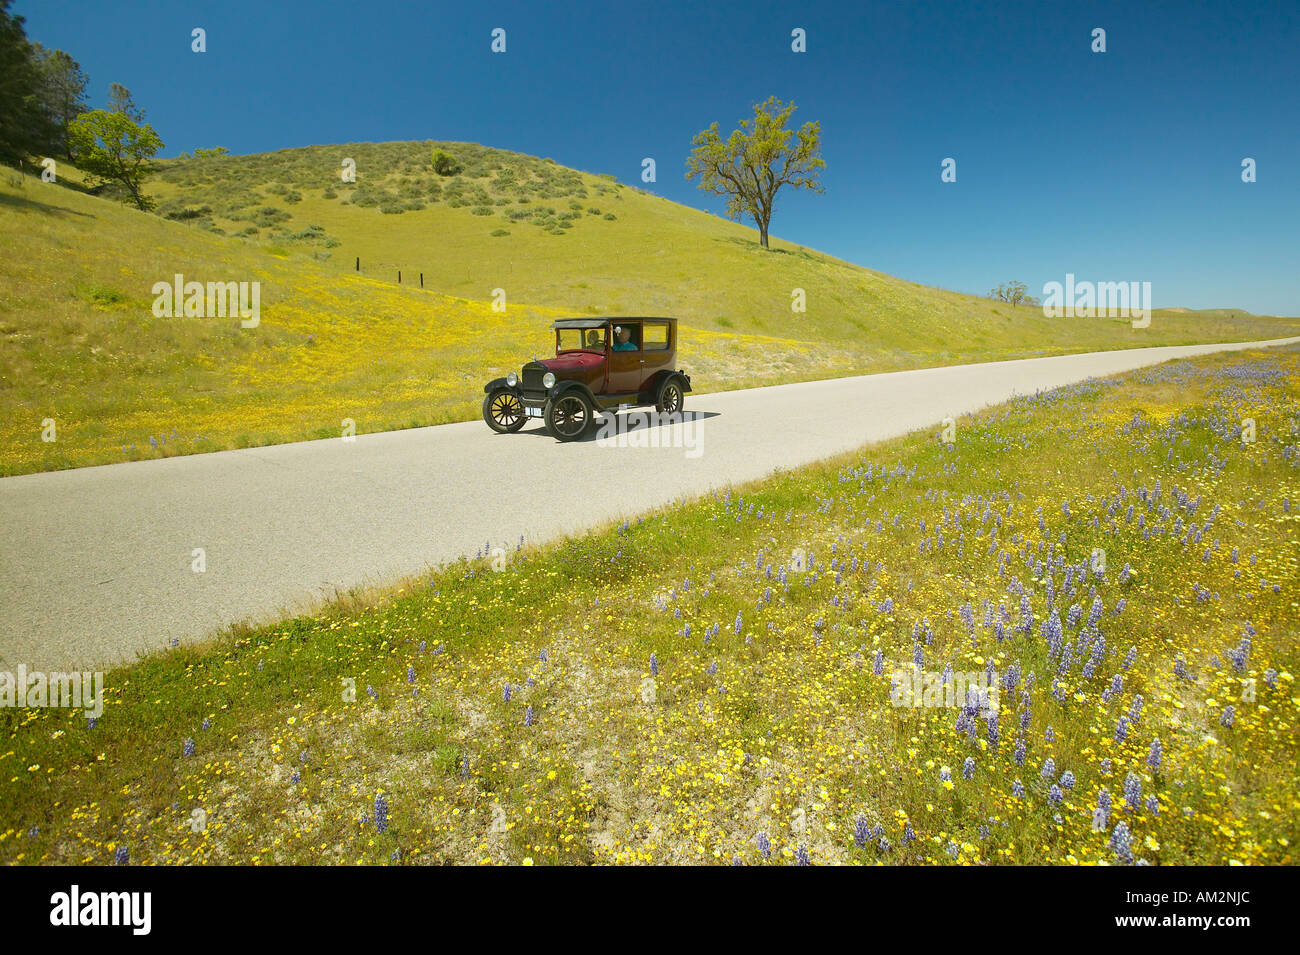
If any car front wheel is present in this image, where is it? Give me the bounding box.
[483,389,526,433]
[544,392,594,441]
[656,379,685,414]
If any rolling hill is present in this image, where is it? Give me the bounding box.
[2,140,1297,476]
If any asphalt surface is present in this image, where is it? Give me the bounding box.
[3,336,1297,670]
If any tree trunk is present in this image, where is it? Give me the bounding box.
[759,223,769,249]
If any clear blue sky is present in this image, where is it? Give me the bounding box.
[18,0,1300,314]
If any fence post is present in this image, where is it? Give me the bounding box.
[398,270,402,284]
[420,273,424,288]
[355,256,359,271]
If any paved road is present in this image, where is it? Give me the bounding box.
[3,336,1297,670]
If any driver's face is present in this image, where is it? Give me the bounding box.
[616,329,629,343]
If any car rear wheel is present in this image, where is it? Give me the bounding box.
[483,389,526,433]
[544,392,594,441]
[656,379,685,414]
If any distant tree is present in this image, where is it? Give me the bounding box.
[107,82,145,123]
[989,280,1037,307]
[31,43,89,158]
[685,96,824,250]
[191,146,230,159]
[431,147,460,176]
[68,108,163,210]
[0,0,54,166]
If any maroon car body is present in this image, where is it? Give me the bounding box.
[481,317,691,441]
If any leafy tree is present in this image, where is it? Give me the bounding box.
[989,281,1037,308]
[685,96,824,250]
[431,148,460,176]
[31,43,89,158]
[68,108,163,210]
[0,0,53,166]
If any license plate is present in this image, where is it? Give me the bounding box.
[524,405,543,418]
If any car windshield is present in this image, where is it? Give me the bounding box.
[558,327,607,352]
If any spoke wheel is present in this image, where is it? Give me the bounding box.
[656,380,684,414]
[483,389,526,433]
[545,393,593,442]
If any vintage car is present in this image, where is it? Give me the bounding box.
[482,317,691,441]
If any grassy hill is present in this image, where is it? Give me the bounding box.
[2,141,1298,475]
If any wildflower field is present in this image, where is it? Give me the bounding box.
[2,345,1296,865]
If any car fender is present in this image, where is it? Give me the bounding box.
[548,378,601,408]
[483,377,519,395]
[649,371,691,403]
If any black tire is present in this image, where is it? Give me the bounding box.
[656,378,685,414]
[483,389,526,433]
[544,391,594,441]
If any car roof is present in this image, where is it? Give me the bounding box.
[550,317,677,330]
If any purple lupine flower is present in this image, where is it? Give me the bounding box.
[503,683,512,702]
[1047,784,1063,806]
[795,844,810,866]
[854,814,870,849]
[183,738,195,757]
[1014,738,1027,765]
[1146,795,1160,814]
[1100,758,1112,776]
[1130,695,1144,722]
[1040,757,1056,779]
[963,757,975,780]
[1220,705,1234,728]
[734,611,743,635]
[374,793,389,833]
[1114,715,1130,743]
[903,822,916,843]
[407,665,416,684]
[1012,779,1025,798]
[524,705,534,726]
[650,653,659,677]
[201,718,211,731]
[1109,821,1133,864]
[1148,738,1162,769]
[756,831,772,859]
[1123,773,1142,810]
[114,846,129,865]
[872,650,883,675]
[1060,770,1076,790]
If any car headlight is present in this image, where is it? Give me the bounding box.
[542,372,556,389]
[506,371,517,387]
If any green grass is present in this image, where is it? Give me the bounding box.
[2,346,1296,865]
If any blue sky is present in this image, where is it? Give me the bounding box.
[18,0,1300,314]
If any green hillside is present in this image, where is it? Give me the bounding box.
[148,140,1299,353]
[2,141,1298,476]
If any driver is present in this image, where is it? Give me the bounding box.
[586,329,604,350]
[612,326,636,351]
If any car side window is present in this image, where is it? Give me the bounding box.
[643,323,670,350]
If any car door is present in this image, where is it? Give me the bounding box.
[638,321,672,390]
[606,322,642,396]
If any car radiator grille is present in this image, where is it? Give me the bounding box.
[521,366,548,394]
